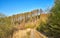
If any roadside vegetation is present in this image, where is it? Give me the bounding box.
[37,0,60,38]
[0,13,14,38]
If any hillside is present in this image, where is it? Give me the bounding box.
[0,9,48,38]
[12,13,48,38]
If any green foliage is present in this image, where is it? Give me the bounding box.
[0,14,14,38]
[37,0,60,38]
[48,0,60,37]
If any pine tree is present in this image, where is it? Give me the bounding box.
[48,0,60,37]
[37,0,60,38]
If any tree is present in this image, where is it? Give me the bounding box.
[48,0,60,37]
[37,0,60,38]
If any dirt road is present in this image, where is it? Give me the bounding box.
[13,29,47,38]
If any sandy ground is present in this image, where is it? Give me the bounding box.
[13,29,47,38]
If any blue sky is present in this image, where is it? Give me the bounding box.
[0,0,54,16]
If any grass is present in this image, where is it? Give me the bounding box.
[25,23,35,29]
